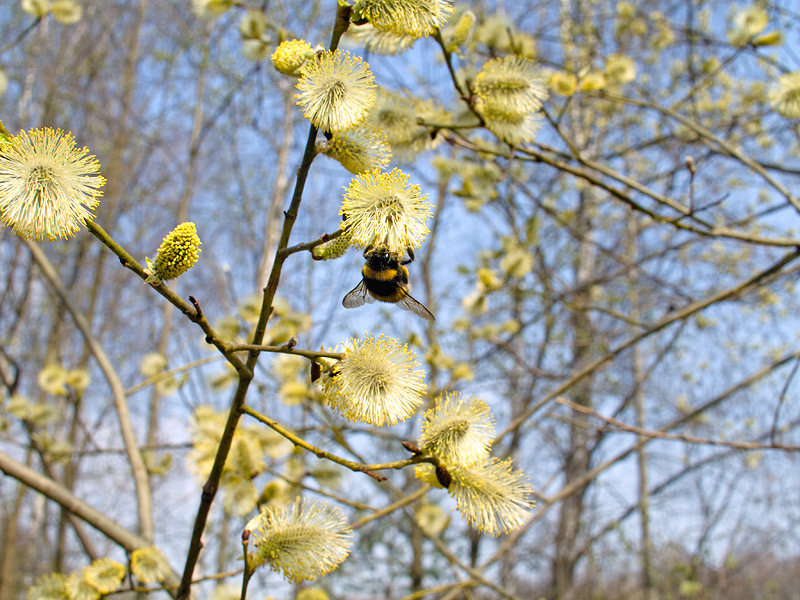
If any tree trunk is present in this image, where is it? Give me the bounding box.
[551,192,595,598]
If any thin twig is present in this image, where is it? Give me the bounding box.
[600,91,800,215]
[498,248,800,439]
[25,240,155,542]
[556,397,800,451]
[241,405,437,481]
[175,10,355,597]
[227,344,342,360]
[351,486,429,530]
[85,221,248,375]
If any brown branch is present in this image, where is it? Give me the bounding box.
[25,240,155,542]
[599,91,800,215]
[446,134,800,248]
[241,405,436,480]
[351,486,430,530]
[283,229,343,257]
[85,221,248,376]
[0,450,180,596]
[175,8,354,598]
[498,247,800,439]
[227,344,342,361]
[556,396,800,451]
[485,345,800,570]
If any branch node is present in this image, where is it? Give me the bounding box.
[401,441,422,455]
[363,470,387,482]
[189,296,203,319]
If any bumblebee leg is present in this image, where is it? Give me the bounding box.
[398,266,410,285]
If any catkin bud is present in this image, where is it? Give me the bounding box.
[312,234,351,260]
[271,39,314,76]
[451,10,475,47]
[146,222,202,283]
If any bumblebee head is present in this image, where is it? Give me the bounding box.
[364,245,396,271]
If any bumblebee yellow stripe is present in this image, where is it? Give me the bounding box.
[363,265,398,281]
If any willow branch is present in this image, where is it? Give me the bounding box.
[0,450,179,595]
[227,344,342,361]
[427,534,519,600]
[432,29,470,105]
[241,405,435,481]
[125,356,222,396]
[532,134,702,224]
[599,91,800,214]
[0,16,41,54]
[449,135,800,248]
[175,7,353,598]
[25,240,154,543]
[265,467,376,511]
[85,221,248,375]
[556,396,800,451]
[498,247,800,439]
[485,344,800,570]
[351,486,429,530]
[283,229,342,257]
[396,581,479,600]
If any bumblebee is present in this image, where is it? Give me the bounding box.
[342,246,435,321]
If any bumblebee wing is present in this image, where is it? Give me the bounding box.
[398,290,436,321]
[342,279,375,308]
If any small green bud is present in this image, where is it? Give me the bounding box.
[753,30,784,46]
[312,234,351,260]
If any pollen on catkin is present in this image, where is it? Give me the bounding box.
[146,222,201,283]
[770,71,800,118]
[478,100,544,146]
[549,71,578,96]
[346,23,418,56]
[418,392,495,468]
[340,168,432,254]
[448,457,535,536]
[0,128,105,241]
[131,547,172,585]
[321,124,391,174]
[353,0,454,39]
[192,0,233,19]
[312,233,351,260]
[450,9,475,47]
[295,50,376,134]
[473,56,548,145]
[51,0,83,24]
[321,334,426,426]
[245,497,353,582]
[473,56,549,115]
[604,54,636,85]
[368,89,447,161]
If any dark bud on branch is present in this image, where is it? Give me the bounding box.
[402,441,422,455]
[310,361,321,382]
[435,465,452,489]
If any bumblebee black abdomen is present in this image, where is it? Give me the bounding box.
[364,278,405,301]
